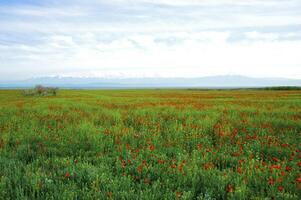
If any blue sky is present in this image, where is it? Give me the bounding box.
[0,0,301,80]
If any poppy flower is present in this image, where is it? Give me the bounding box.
[278,186,284,192]
[203,163,214,170]
[226,184,235,193]
[158,159,165,164]
[137,166,143,173]
[149,145,155,151]
[178,164,184,172]
[237,167,243,174]
[270,165,281,170]
[268,178,275,185]
[65,172,70,178]
[285,166,292,172]
[107,192,113,198]
[176,191,182,198]
[170,164,177,169]
[231,152,241,157]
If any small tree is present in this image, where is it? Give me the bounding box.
[35,85,44,95]
[22,85,59,96]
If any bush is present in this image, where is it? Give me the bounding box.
[22,85,58,96]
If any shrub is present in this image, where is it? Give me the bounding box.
[22,85,59,96]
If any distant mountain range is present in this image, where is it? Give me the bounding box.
[1,75,301,88]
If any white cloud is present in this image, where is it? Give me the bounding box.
[0,0,301,80]
[245,31,279,41]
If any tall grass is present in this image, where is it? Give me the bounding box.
[0,89,300,199]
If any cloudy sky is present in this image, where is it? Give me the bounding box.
[0,0,301,80]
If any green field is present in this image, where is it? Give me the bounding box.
[0,89,300,199]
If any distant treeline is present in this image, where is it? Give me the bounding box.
[186,86,301,91]
[255,86,301,91]
[22,85,58,96]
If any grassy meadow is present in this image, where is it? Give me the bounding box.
[0,89,300,199]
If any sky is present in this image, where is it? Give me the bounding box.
[0,0,301,80]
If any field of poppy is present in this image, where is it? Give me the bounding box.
[0,89,300,199]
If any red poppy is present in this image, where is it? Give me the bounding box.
[237,167,242,174]
[226,184,235,193]
[281,143,289,147]
[268,178,275,185]
[278,186,284,192]
[137,166,143,173]
[158,159,165,164]
[203,163,214,170]
[65,172,70,178]
[107,192,113,198]
[176,191,182,198]
[231,152,241,157]
[270,165,281,170]
[285,166,292,172]
[170,164,177,169]
[178,164,184,172]
[149,145,155,151]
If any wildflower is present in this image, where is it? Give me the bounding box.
[176,191,182,198]
[285,166,292,172]
[170,164,177,169]
[178,164,184,172]
[278,186,284,192]
[281,143,289,147]
[272,157,279,162]
[158,159,165,164]
[203,163,214,170]
[231,152,241,157]
[238,159,245,165]
[297,177,301,183]
[197,143,202,150]
[137,166,143,173]
[121,160,126,168]
[144,178,150,184]
[270,165,281,170]
[107,191,113,198]
[226,184,235,193]
[149,145,155,151]
[237,167,243,174]
[268,178,275,185]
[65,172,70,179]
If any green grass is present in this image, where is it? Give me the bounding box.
[0,89,300,199]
